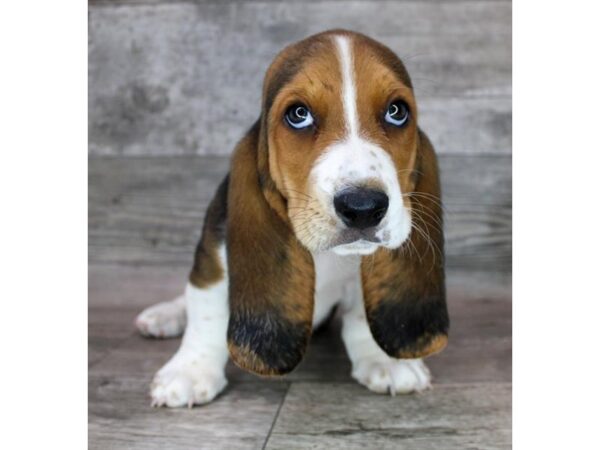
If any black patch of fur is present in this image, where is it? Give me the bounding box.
[192,173,228,246]
[313,305,338,334]
[205,174,229,241]
[368,289,449,357]
[189,174,229,283]
[228,310,310,375]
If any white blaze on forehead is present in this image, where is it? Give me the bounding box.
[334,35,359,139]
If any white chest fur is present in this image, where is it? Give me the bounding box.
[139,246,432,407]
[312,251,362,327]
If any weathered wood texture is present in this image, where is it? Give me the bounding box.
[89,265,511,383]
[89,266,511,449]
[89,375,289,450]
[266,382,511,449]
[89,154,511,271]
[88,1,511,155]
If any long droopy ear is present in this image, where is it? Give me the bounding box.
[226,122,315,376]
[362,130,449,359]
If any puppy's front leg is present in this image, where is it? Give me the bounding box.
[135,294,186,338]
[151,247,229,407]
[341,282,432,395]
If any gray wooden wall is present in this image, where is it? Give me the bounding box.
[89,7,511,445]
[89,0,512,273]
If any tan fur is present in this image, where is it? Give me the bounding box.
[397,335,448,359]
[226,124,315,375]
[361,130,447,358]
[189,175,228,288]
[225,30,447,373]
[263,31,423,251]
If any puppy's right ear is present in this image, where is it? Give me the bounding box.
[226,123,315,376]
[361,130,449,359]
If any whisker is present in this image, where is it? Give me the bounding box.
[415,212,442,256]
[282,188,314,200]
[404,192,448,214]
[410,221,435,271]
[396,168,425,177]
[288,206,314,212]
[405,235,422,264]
[409,204,444,233]
[410,213,443,274]
[403,191,443,205]
[403,194,444,209]
[285,197,311,204]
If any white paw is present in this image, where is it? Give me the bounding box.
[135,297,186,338]
[352,358,431,395]
[150,360,227,408]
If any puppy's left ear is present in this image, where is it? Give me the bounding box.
[362,129,449,359]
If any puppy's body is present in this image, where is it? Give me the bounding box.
[136,30,448,407]
[141,246,431,407]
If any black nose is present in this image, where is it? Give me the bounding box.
[334,188,389,229]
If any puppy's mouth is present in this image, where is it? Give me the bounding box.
[333,227,381,246]
[329,228,387,255]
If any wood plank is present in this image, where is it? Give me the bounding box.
[89,265,188,309]
[89,1,510,155]
[88,264,510,448]
[440,154,512,270]
[89,374,288,449]
[266,382,511,449]
[89,307,137,367]
[89,155,511,271]
[421,98,511,155]
[89,265,511,383]
[88,264,511,448]
[428,273,512,384]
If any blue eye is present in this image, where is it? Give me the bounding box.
[285,104,314,129]
[384,100,410,127]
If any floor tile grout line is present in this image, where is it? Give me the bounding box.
[261,382,291,450]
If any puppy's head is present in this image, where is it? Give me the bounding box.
[227,30,448,376]
[262,30,419,256]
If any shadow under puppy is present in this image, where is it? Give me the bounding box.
[136,29,449,408]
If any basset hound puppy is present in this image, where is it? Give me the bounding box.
[135,29,449,407]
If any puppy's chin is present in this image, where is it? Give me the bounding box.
[332,240,380,256]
